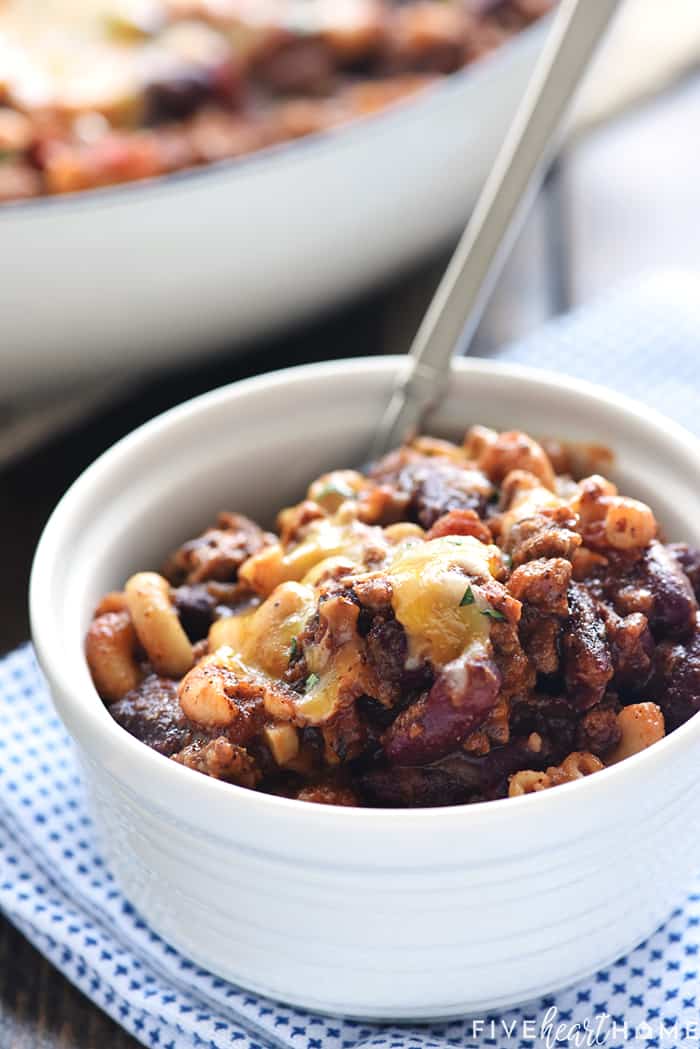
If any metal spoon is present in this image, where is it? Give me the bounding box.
[369,0,621,462]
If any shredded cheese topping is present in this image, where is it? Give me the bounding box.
[207,514,506,725]
[386,535,501,667]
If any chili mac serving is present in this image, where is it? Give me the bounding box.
[86,426,700,807]
[0,0,552,203]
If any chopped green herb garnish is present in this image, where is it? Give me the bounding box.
[502,552,513,570]
[460,584,504,619]
[305,672,320,691]
[289,636,298,660]
[460,585,475,607]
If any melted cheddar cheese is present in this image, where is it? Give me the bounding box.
[208,581,315,678]
[208,521,506,725]
[386,535,501,667]
[239,513,388,596]
[295,639,369,724]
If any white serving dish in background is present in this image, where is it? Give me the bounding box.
[30,357,700,1019]
[1,21,549,398]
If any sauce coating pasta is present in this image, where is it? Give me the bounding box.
[85,426,700,807]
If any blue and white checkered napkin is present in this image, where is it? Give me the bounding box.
[2,272,700,1049]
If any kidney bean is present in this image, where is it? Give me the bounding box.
[144,69,214,123]
[642,541,698,639]
[562,583,613,709]
[370,453,494,528]
[652,631,700,731]
[173,584,216,641]
[359,739,536,807]
[383,649,501,765]
[667,543,700,603]
[110,674,198,756]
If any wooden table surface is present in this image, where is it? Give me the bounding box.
[1,72,699,1049]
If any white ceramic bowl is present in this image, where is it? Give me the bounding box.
[1,21,548,398]
[30,357,700,1020]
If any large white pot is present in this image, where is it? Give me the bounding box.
[2,22,548,397]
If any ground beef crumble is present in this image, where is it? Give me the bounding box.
[87,425,700,807]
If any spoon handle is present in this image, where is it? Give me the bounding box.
[369,0,621,461]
